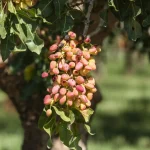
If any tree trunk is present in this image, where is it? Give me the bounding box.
[22,123,49,150]
[0,66,49,150]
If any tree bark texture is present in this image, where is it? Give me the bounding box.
[0,66,49,150]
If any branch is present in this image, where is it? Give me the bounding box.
[83,0,95,37]
[70,1,84,8]
[89,18,105,37]
[89,3,108,37]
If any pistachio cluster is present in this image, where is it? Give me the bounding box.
[12,0,37,9]
[42,31,100,117]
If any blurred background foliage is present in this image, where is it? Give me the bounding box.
[1,28,150,150]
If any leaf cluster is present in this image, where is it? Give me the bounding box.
[38,105,94,149]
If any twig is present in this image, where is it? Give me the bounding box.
[83,0,95,37]
[70,2,84,7]
[89,4,108,37]
[89,18,104,37]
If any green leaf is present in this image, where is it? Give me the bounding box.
[0,10,7,39]
[61,15,74,34]
[52,106,71,122]
[53,0,67,17]
[100,9,108,27]
[38,109,48,129]
[59,122,72,146]
[26,34,44,55]
[108,0,118,11]
[132,5,141,19]
[80,108,94,123]
[8,1,17,14]
[7,1,44,55]
[69,110,75,124]
[69,9,83,21]
[84,124,94,135]
[11,17,44,54]
[124,18,142,41]
[13,43,27,52]
[143,15,150,27]
[0,36,14,61]
[43,116,55,136]
[18,8,52,24]
[58,122,82,150]
[37,0,53,18]
[69,136,82,150]
[47,138,53,149]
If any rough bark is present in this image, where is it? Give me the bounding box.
[22,124,49,150]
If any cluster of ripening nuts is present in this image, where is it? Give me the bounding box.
[12,0,38,9]
[41,31,100,117]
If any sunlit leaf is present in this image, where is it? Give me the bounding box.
[13,43,27,52]
[84,124,94,135]
[26,34,44,55]
[69,110,75,124]
[80,108,94,123]
[53,106,71,122]
[0,9,7,39]
[108,0,118,11]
